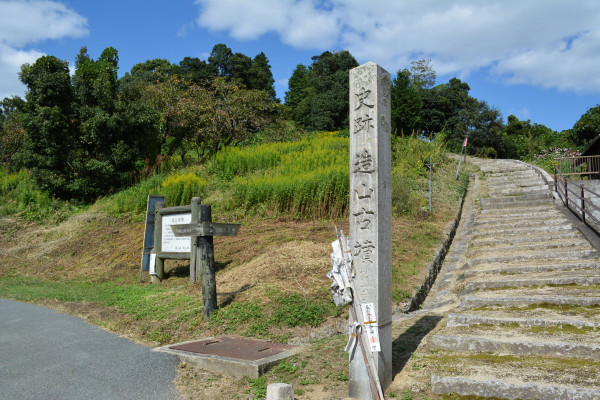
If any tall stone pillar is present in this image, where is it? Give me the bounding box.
[348,62,392,399]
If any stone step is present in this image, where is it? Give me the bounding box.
[486,177,545,184]
[470,231,582,247]
[431,375,600,400]
[468,239,591,258]
[430,334,600,359]
[479,204,556,216]
[487,187,550,197]
[480,197,554,210]
[487,182,544,189]
[486,178,543,186]
[459,295,600,310]
[486,172,540,180]
[460,259,600,277]
[483,167,530,174]
[468,249,599,267]
[446,313,600,329]
[473,217,567,231]
[459,275,600,294]
[471,223,576,239]
[474,210,564,225]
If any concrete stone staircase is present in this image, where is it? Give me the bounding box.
[424,158,600,399]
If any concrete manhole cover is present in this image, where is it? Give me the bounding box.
[154,336,302,377]
[169,336,296,361]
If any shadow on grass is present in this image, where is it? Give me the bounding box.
[165,261,232,278]
[218,283,255,308]
[392,315,442,378]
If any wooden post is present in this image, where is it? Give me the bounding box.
[199,204,217,318]
[190,197,201,284]
[581,186,586,224]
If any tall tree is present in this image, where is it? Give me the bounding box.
[410,59,436,91]
[178,56,217,85]
[249,52,276,100]
[208,43,233,77]
[17,55,76,197]
[391,69,422,136]
[285,64,309,121]
[459,99,504,157]
[119,58,183,91]
[18,48,160,200]
[285,50,358,131]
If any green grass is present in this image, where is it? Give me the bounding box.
[0,276,202,323]
[208,289,343,341]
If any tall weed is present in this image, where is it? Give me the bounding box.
[221,132,350,218]
[104,171,206,215]
[0,168,80,222]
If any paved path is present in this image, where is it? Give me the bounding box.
[0,299,182,400]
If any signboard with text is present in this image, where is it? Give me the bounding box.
[161,213,192,253]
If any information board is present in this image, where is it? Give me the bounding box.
[161,213,192,253]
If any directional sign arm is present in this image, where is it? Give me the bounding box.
[171,222,241,237]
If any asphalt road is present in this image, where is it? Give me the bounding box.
[0,298,182,400]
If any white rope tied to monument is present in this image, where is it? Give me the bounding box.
[327,228,385,400]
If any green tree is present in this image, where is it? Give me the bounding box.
[18,49,161,200]
[285,64,309,121]
[502,115,570,159]
[119,58,183,91]
[17,55,77,197]
[194,78,284,156]
[286,50,358,131]
[249,52,276,101]
[391,69,422,136]
[572,105,600,146]
[208,43,233,77]
[410,59,436,91]
[460,99,504,157]
[421,78,470,139]
[178,56,217,85]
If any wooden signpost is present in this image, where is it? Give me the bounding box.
[171,197,240,318]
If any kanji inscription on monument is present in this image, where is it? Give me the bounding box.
[349,61,392,399]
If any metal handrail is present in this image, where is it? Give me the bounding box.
[554,155,600,177]
[554,160,600,231]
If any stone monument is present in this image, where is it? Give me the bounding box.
[348,62,392,399]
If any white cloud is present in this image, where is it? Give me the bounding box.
[0,0,88,99]
[193,0,600,93]
[0,0,88,46]
[195,0,339,49]
[0,43,43,100]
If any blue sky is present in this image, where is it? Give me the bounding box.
[1,0,599,133]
